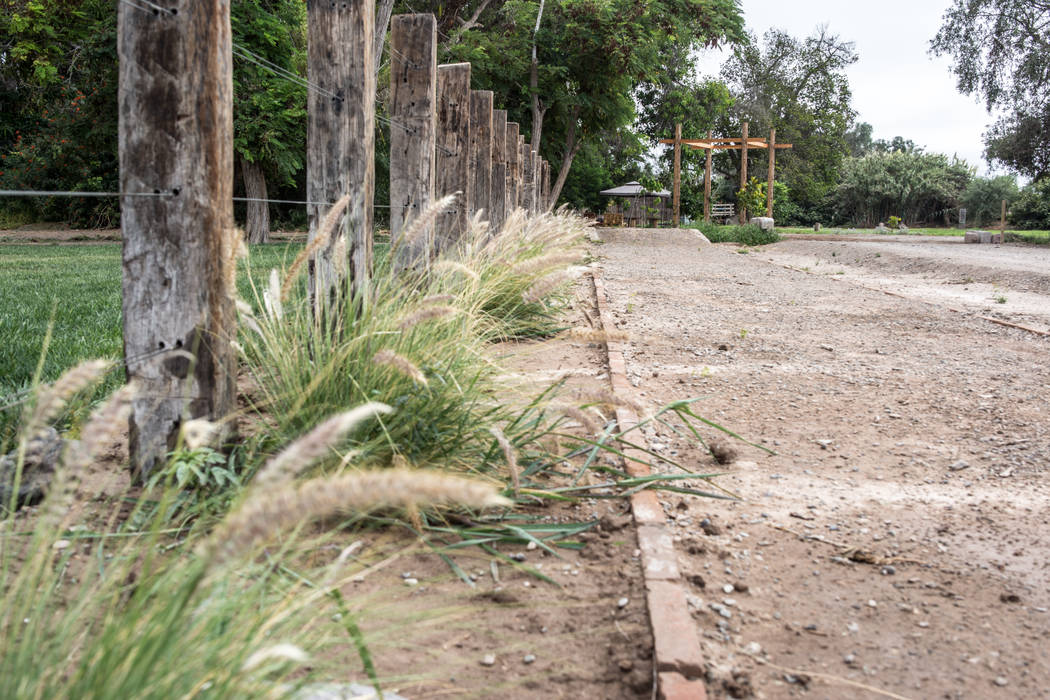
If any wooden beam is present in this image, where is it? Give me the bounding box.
[685,143,793,151]
[673,122,681,228]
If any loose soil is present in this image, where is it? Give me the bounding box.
[594,228,1050,699]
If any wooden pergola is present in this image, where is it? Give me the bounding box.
[660,121,793,225]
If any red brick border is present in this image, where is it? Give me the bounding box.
[591,272,709,700]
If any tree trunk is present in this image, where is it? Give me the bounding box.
[241,156,269,244]
[547,106,581,206]
[529,0,547,151]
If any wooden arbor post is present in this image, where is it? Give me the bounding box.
[739,120,749,224]
[490,109,508,231]
[389,13,437,271]
[468,90,493,223]
[118,0,236,479]
[766,127,776,218]
[435,62,471,252]
[307,0,375,304]
[704,130,713,222]
[673,123,681,227]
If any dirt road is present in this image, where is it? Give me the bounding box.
[594,230,1050,699]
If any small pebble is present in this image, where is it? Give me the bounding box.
[994,677,1008,687]
[867,599,878,608]
[526,541,538,551]
[844,654,856,665]
[52,540,71,550]
[511,553,527,562]
[723,583,735,594]
[880,566,896,576]
[403,578,419,586]
[745,641,762,655]
[523,654,536,665]
[618,659,634,672]
[480,654,496,667]
[617,597,629,608]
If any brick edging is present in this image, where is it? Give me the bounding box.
[590,271,708,700]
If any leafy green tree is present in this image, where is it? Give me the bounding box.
[231,0,308,243]
[716,27,858,223]
[1010,178,1050,229]
[931,0,1050,179]
[962,175,1020,227]
[833,150,973,227]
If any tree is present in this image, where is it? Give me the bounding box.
[962,175,1020,227]
[232,0,308,244]
[410,0,744,208]
[931,0,1050,178]
[1010,177,1050,229]
[716,27,859,222]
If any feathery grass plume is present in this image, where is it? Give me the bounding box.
[431,260,480,281]
[222,227,247,301]
[281,192,352,300]
[574,388,648,418]
[550,403,601,435]
[397,304,457,331]
[372,349,427,387]
[28,359,113,432]
[522,269,573,304]
[235,299,264,337]
[180,418,222,451]
[488,426,519,497]
[391,193,458,254]
[331,233,347,281]
[510,252,581,277]
[241,643,308,672]
[263,268,283,321]
[210,469,510,562]
[565,327,631,342]
[252,403,393,489]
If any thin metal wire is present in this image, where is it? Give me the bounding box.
[119,0,175,16]
[0,189,168,199]
[231,45,341,102]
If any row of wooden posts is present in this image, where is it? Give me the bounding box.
[117,3,550,476]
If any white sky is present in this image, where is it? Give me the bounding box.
[694,0,1004,175]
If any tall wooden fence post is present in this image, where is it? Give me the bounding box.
[307,0,375,303]
[118,0,235,479]
[516,134,525,209]
[468,90,493,225]
[522,143,534,214]
[435,62,471,251]
[766,127,776,218]
[491,109,508,232]
[389,13,437,270]
[542,160,550,212]
[506,123,520,211]
[532,149,541,215]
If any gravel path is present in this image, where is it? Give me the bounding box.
[595,229,1050,699]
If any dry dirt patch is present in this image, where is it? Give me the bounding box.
[593,229,1050,699]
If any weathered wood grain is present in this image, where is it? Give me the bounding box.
[434,62,471,252]
[468,90,493,226]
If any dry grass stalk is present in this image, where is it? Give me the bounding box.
[392,193,458,253]
[551,403,601,435]
[421,294,456,306]
[431,260,480,281]
[241,643,308,672]
[211,469,510,562]
[29,359,113,431]
[222,228,247,301]
[372,349,428,387]
[252,403,393,489]
[398,305,457,331]
[263,268,283,321]
[281,193,352,300]
[488,426,519,497]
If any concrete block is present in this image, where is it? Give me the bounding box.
[749,216,774,231]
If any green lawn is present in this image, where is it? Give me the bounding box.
[0,242,303,402]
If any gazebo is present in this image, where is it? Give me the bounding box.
[599,181,671,227]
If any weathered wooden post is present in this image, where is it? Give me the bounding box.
[118,0,236,479]
[766,127,776,218]
[673,122,681,227]
[542,159,550,211]
[434,62,471,251]
[468,90,493,224]
[739,120,749,224]
[307,0,375,302]
[491,109,508,231]
[533,150,542,215]
[704,130,713,223]
[506,123,520,210]
[389,13,437,270]
[522,143,535,214]
[516,134,526,209]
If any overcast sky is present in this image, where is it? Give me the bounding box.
[694,0,1004,175]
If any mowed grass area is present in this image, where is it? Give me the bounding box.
[0,242,304,400]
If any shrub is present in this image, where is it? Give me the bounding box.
[697,223,780,246]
